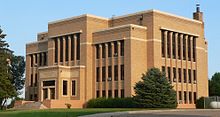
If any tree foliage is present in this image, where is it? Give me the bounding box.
[209,72,220,96]
[0,27,25,109]
[133,68,177,108]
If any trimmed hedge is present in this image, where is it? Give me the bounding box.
[196,97,205,109]
[86,97,138,108]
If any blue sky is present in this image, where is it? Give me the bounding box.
[1,0,219,78]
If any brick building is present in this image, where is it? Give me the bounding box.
[25,6,208,108]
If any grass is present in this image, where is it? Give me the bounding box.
[0,108,140,117]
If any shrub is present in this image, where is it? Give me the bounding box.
[65,103,72,109]
[86,97,138,108]
[196,97,205,109]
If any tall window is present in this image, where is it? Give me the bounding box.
[114,65,118,81]
[162,66,166,74]
[189,92,192,104]
[114,42,118,57]
[178,34,181,59]
[114,90,118,98]
[172,33,176,59]
[184,91,187,104]
[194,92,197,104]
[120,40,124,56]
[102,44,105,58]
[96,45,100,59]
[108,43,112,57]
[179,91,182,101]
[30,74,33,87]
[178,68,182,82]
[108,66,112,81]
[161,31,165,57]
[44,52,47,66]
[76,34,80,60]
[96,90,100,98]
[96,67,100,82]
[102,90,106,97]
[63,80,68,95]
[102,67,106,82]
[168,67,171,82]
[71,35,74,60]
[188,37,191,61]
[183,69,186,83]
[188,69,191,83]
[72,80,76,96]
[193,70,196,83]
[39,53,42,66]
[167,32,171,58]
[121,65,124,80]
[173,68,176,82]
[183,35,186,60]
[193,37,196,62]
[65,36,69,61]
[31,55,33,67]
[60,38,63,62]
[35,74,37,86]
[121,89,125,98]
[108,90,112,98]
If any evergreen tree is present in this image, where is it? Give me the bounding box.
[133,68,177,108]
[0,27,16,109]
[209,72,220,96]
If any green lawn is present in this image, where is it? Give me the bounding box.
[0,108,140,117]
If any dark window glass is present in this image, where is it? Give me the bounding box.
[161,31,165,57]
[43,80,55,87]
[108,66,112,81]
[183,35,186,60]
[72,80,76,96]
[43,89,48,100]
[114,42,118,57]
[193,70,196,83]
[168,67,171,82]
[188,37,191,61]
[108,90,112,98]
[121,65,124,80]
[96,90,100,98]
[35,54,37,64]
[35,74,37,86]
[189,92,192,104]
[39,54,42,66]
[188,69,191,83]
[71,35,74,60]
[31,55,33,67]
[96,45,100,59]
[193,37,196,62]
[108,43,112,57]
[172,33,176,59]
[184,91,187,104]
[63,80,67,95]
[102,90,106,97]
[173,68,176,82]
[120,40,124,56]
[76,34,80,60]
[167,32,171,58]
[96,67,100,82]
[31,74,33,87]
[178,68,182,82]
[44,52,47,66]
[102,44,105,58]
[121,89,125,98]
[114,90,118,98]
[114,65,118,81]
[194,92,197,104]
[65,36,69,61]
[184,69,186,83]
[60,38,63,62]
[102,67,106,82]
[178,34,181,59]
[179,91,182,101]
[55,38,58,63]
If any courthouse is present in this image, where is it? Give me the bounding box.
[25,6,208,108]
